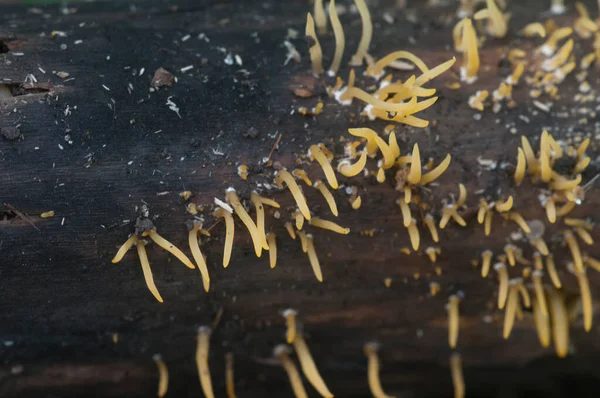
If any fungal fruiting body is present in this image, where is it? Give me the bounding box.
[143,229,196,269]
[225,353,236,398]
[503,281,520,339]
[137,240,164,303]
[226,188,266,257]
[547,288,569,358]
[564,230,584,272]
[364,343,394,398]
[306,13,323,75]
[546,254,562,288]
[293,333,334,397]
[267,232,277,268]
[275,169,311,220]
[328,0,345,76]
[349,0,373,66]
[112,234,139,264]
[196,326,215,398]
[214,208,235,268]
[284,309,298,344]
[532,270,548,317]
[314,181,339,216]
[306,234,324,282]
[459,18,480,83]
[450,353,465,398]
[153,354,168,398]
[495,263,509,309]
[481,250,493,277]
[473,0,507,38]
[532,295,551,348]
[189,222,210,292]
[448,295,460,348]
[309,145,339,189]
[275,345,308,398]
[310,217,350,234]
[575,269,593,332]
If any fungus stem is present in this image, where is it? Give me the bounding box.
[305,13,323,75]
[275,345,308,398]
[227,188,267,257]
[328,0,345,76]
[419,155,451,185]
[314,0,327,34]
[267,232,277,269]
[350,0,373,67]
[424,214,439,242]
[225,353,236,398]
[137,240,163,303]
[153,354,169,398]
[547,288,569,358]
[309,145,339,189]
[450,353,465,398]
[495,263,509,309]
[146,229,196,269]
[284,309,298,344]
[503,282,519,339]
[293,333,334,397]
[532,295,551,348]
[306,234,324,282]
[407,219,420,251]
[448,295,460,348]
[546,254,562,289]
[314,181,339,216]
[575,269,593,332]
[309,217,350,234]
[275,170,311,220]
[481,250,492,278]
[189,223,210,292]
[495,196,513,212]
[397,199,412,228]
[564,230,584,272]
[214,208,235,268]
[407,143,422,185]
[532,270,549,317]
[364,343,394,398]
[112,234,139,263]
[337,152,368,177]
[196,326,215,398]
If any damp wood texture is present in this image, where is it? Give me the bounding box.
[2,0,600,397]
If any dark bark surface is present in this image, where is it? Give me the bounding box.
[1,0,600,396]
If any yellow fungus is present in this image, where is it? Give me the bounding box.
[189,223,210,293]
[40,211,54,218]
[543,38,573,71]
[292,169,313,187]
[460,19,479,83]
[522,22,546,38]
[450,353,465,398]
[520,136,539,175]
[545,197,556,223]
[495,196,513,212]
[225,353,236,398]
[450,211,467,227]
[275,345,308,398]
[309,145,338,189]
[531,237,549,256]
[112,234,139,264]
[275,169,311,220]
[414,57,456,87]
[267,232,277,269]
[439,207,453,230]
[250,193,269,249]
[481,250,493,278]
[314,180,339,217]
[305,13,323,75]
[283,309,298,344]
[540,27,572,56]
[426,247,438,263]
[364,343,394,398]
[419,154,451,185]
[298,231,308,253]
[532,294,551,348]
[477,200,488,223]
[495,263,509,309]
[448,295,460,348]
[310,217,350,235]
[547,288,569,358]
[153,354,168,398]
[293,332,334,397]
[407,219,420,251]
[574,157,591,174]
[397,199,412,227]
[453,19,466,51]
[508,212,531,233]
[237,165,248,181]
[405,144,422,184]
[456,184,467,208]
[327,0,345,76]
[532,270,549,317]
[577,137,590,159]
[556,201,576,216]
[540,151,552,182]
[424,214,439,242]
[196,326,215,398]
[136,240,163,303]
[348,128,379,157]
[285,222,297,240]
[533,251,543,271]
[585,255,600,272]
[575,269,593,332]
[575,227,593,245]
[544,254,562,289]
[504,244,516,267]
[474,0,507,38]
[403,186,412,204]
[145,229,196,269]
[346,87,422,113]
[349,0,372,67]
[306,234,323,282]
[565,217,593,229]
[227,188,266,256]
[214,208,235,268]
[515,278,531,308]
[337,152,367,177]
[564,230,584,272]
[503,282,519,339]
[294,210,305,231]
[484,209,494,236]
[351,196,362,210]
[376,167,386,183]
[314,0,326,34]
[366,51,429,79]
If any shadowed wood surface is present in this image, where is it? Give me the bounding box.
[1,0,600,396]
